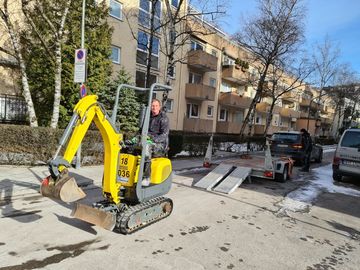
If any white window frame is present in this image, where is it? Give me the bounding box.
[272,114,279,127]
[189,72,202,84]
[218,108,228,121]
[220,81,231,93]
[187,103,199,118]
[207,105,213,118]
[209,78,216,88]
[255,114,262,124]
[109,0,123,20]
[165,99,174,112]
[139,0,161,30]
[190,39,204,51]
[110,46,121,64]
[137,31,160,69]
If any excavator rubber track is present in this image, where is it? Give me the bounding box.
[116,197,173,234]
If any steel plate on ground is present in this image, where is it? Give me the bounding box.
[213,166,251,194]
[194,163,233,190]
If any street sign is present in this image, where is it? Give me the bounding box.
[80,84,87,98]
[74,48,87,83]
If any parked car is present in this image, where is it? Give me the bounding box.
[333,128,360,181]
[270,131,323,164]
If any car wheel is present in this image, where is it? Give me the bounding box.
[333,172,342,182]
[276,165,289,183]
[315,150,323,163]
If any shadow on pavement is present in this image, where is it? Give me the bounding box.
[55,214,98,235]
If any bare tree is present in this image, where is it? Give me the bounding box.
[0,0,38,126]
[307,37,340,131]
[233,0,306,137]
[124,0,225,96]
[262,57,313,135]
[21,0,72,128]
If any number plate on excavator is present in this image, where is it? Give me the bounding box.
[117,153,137,184]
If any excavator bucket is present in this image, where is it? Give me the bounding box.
[40,175,86,203]
[71,203,116,231]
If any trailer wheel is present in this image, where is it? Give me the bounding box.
[276,165,289,183]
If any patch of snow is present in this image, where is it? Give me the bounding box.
[174,151,191,157]
[174,167,210,174]
[278,164,360,213]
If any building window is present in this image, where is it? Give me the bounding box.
[136,70,157,87]
[168,65,176,79]
[234,111,244,123]
[223,55,235,66]
[136,31,159,69]
[219,108,228,121]
[110,0,122,20]
[165,99,173,112]
[272,114,279,126]
[255,114,262,124]
[209,78,216,88]
[207,105,213,117]
[220,81,231,93]
[190,39,203,51]
[189,72,202,84]
[171,0,179,8]
[187,103,199,118]
[110,46,121,64]
[139,0,161,30]
[211,49,217,56]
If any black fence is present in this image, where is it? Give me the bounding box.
[0,94,27,124]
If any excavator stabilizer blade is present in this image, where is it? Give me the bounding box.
[71,203,116,231]
[40,175,86,203]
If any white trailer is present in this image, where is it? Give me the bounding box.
[194,142,294,194]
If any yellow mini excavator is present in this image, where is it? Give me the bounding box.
[40,83,173,234]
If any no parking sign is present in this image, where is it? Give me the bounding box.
[80,83,87,98]
[74,48,87,83]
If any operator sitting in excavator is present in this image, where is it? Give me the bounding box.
[126,98,169,185]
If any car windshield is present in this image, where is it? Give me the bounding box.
[340,131,360,148]
[271,133,300,142]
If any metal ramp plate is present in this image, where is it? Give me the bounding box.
[213,166,251,194]
[194,163,233,190]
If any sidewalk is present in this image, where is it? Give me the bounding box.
[0,151,240,199]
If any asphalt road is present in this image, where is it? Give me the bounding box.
[0,151,359,270]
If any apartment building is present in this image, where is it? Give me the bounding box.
[0,0,349,137]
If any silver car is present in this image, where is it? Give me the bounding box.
[333,128,360,181]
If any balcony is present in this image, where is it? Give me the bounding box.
[256,102,270,113]
[187,50,218,72]
[300,98,318,109]
[253,124,265,135]
[222,65,247,84]
[282,91,297,103]
[185,83,216,101]
[216,121,242,134]
[218,92,252,109]
[279,108,300,118]
[183,118,213,133]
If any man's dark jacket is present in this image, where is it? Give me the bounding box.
[302,132,313,153]
[148,111,169,148]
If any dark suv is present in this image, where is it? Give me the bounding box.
[270,131,323,164]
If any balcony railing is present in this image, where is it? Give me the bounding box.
[187,50,218,72]
[218,92,252,109]
[222,65,247,84]
[279,108,300,118]
[183,118,213,133]
[185,83,216,101]
[216,121,242,134]
[253,124,265,135]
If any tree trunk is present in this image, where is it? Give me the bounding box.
[5,11,38,127]
[50,45,62,128]
[240,65,269,137]
[263,101,276,136]
[50,0,70,128]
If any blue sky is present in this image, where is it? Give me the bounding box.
[219,0,360,77]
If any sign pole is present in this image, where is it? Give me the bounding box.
[76,0,86,169]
